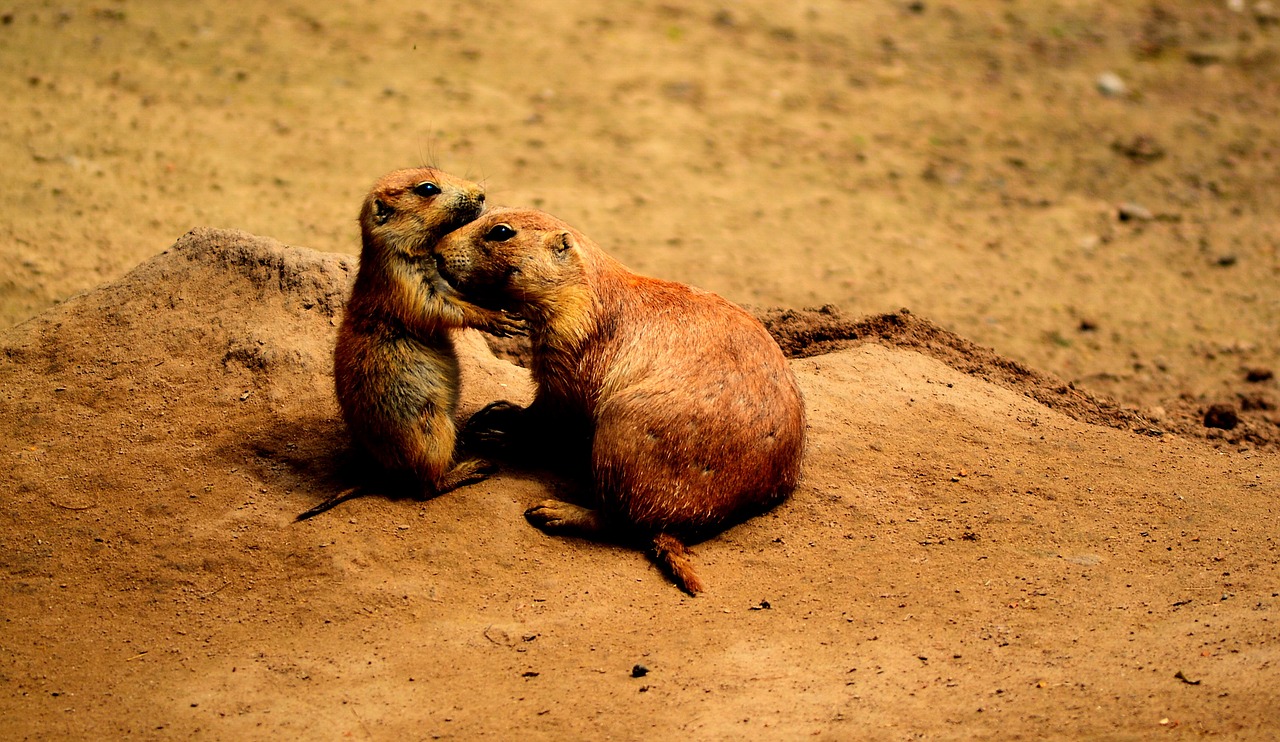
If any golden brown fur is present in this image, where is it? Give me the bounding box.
[298,168,519,520]
[435,208,806,593]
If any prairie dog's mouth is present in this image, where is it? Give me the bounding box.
[449,197,486,226]
[405,202,485,259]
[433,252,459,286]
[438,205,483,240]
[435,254,513,312]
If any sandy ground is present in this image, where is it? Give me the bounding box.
[1,1,1278,739]
[2,230,1277,739]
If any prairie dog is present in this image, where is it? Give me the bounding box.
[298,168,520,520]
[435,207,805,593]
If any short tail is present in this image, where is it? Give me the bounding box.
[294,486,364,522]
[652,533,705,595]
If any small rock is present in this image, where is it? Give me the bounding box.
[1095,71,1127,97]
[1256,1,1279,25]
[1203,404,1239,430]
[1116,202,1154,222]
[1215,254,1238,267]
[1186,46,1226,67]
[1245,368,1274,383]
[1111,135,1165,163]
[631,664,649,678]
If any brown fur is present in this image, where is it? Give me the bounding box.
[436,208,806,593]
[299,168,520,520]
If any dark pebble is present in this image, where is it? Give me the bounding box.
[631,664,649,678]
[1245,368,1274,383]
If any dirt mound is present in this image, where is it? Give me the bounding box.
[2,230,1277,739]
[497,304,1280,452]
[755,306,1280,451]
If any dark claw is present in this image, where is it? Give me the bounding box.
[462,400,525,451]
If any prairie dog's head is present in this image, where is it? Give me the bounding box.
[434,208,589,314]
[359,167,485,258]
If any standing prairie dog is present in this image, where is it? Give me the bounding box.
[297,167,521,520]
[435,207,806,593]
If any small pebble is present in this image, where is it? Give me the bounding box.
[1095,71,1126,97]
[1116,202,1154,222]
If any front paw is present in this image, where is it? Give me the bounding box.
[462,400,525,450]
[484,311,527,338]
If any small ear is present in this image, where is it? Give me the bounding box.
[553,231,575,254]
[372,198,393,225]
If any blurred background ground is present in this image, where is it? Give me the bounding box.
[2,0,1277,421]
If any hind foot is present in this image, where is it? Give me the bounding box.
[525,499,603,535]
[430,457,498,496]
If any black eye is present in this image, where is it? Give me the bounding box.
[485,224,516,242]
[412,181,441,198]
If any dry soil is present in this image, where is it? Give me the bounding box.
[2,2,1278,739]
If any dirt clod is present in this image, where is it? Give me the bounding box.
[1245,368,1274,383]
[1203,403,1240,430]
